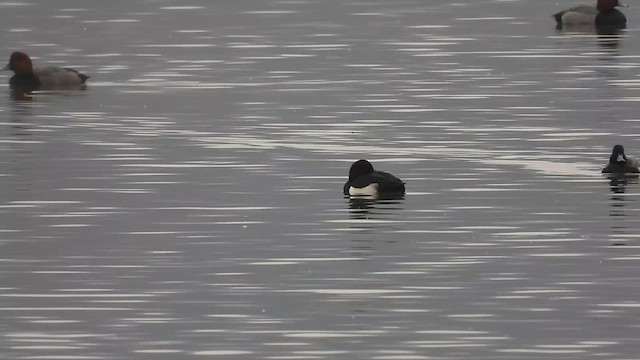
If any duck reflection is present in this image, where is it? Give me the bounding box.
[8,89,35,134]
[596,27,624,49]
[346,195,406,256]
[607,174,636,195]
[9,84,37,101]
[348,194,405,220]
[9,83,88,102]
[605,174,637,242]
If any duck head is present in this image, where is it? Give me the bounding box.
[598,0,627,12]
[3,51,34,75]
[610,144,627,164]
[348,159,374,181]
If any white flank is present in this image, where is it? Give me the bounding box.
[349,183,378,197]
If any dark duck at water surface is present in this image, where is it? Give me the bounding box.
[343,159,405,198]
[602,145,639,174]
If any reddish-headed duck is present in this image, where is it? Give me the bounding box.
[3,51,89,89]
[553,0,627,29]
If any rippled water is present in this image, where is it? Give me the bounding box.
[1,0,640,358]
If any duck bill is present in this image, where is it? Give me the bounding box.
[1,64,9,71]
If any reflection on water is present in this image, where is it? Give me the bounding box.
[596,30,625,49]
[606,174,637,245]
[348,195,405,219]
[1,0,640,358]
[607,174,636,195]
[9,87,34,102]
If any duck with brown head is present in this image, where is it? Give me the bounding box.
[553,0,627,29]
[3,51,89,89]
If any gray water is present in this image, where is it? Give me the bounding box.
[1,0,640,359]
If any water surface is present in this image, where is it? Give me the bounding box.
[1,0,640,359]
